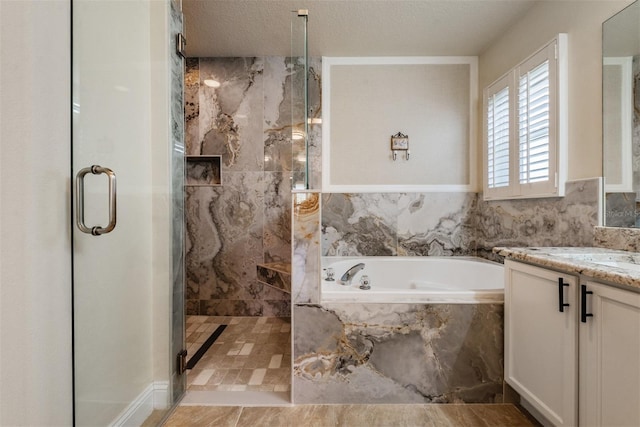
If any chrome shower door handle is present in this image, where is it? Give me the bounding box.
[75,165,117,236]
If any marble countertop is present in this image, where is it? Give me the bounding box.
[494,247,640,292]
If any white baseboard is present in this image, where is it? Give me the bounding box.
[110,381,169,427]
[520,396,553,427]
[153,381,170,410]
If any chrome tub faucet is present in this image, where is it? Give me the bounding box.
[340,263,365,285]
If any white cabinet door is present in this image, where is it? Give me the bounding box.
[579,281,640,427]
[505,260,578,426]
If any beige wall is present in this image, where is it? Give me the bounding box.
[327,60,473,188]
[0,1,73,425]
[478,0,633,183]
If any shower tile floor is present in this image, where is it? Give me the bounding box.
[186,316,291,393]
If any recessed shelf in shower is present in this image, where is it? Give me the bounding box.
[185,155,222,186]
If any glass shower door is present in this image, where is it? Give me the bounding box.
[72,0,184,425]
[291,10,310,190]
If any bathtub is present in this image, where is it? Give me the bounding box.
[322,256,504,304]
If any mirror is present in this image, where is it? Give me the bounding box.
[603,0,640,227]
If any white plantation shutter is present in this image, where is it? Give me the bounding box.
[485,73,516,199]
[519,60,550,183]
[487,85,510,188]
[483,34,565,200]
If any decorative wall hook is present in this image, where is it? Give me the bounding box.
[391,132,409,161]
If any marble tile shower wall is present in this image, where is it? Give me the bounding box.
[184,57,321,316]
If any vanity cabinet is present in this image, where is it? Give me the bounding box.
[579,281,640,427]
[505,260,640,427]
[504,260,578,427]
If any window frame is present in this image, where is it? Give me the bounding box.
[483,34,567,200]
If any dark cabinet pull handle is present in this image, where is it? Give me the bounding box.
[581,284,594,323]
[558,278,570,312]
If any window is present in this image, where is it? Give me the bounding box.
[483,35,567,200]
[486,75,512,198]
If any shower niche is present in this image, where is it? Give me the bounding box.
[185,155,221,186]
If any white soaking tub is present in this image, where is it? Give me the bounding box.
[322,256,504,304]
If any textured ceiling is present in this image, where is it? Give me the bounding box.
[182,0,538,58]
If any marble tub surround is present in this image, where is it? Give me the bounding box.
[494,246,640,291]
[322,192,477,257]
[476,178,600,261]
[294,183,601,405]
[293,303,504,404]
[322,193,399,256]
[293,192,321,304]
[321,179,600,260]
[594,226,640,252]
[399,192,477,256]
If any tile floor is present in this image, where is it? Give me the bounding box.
[168,316,539,426]
[162,403,538,426]
[186,316,291,393]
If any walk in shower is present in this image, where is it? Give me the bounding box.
[180,9,314,404]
